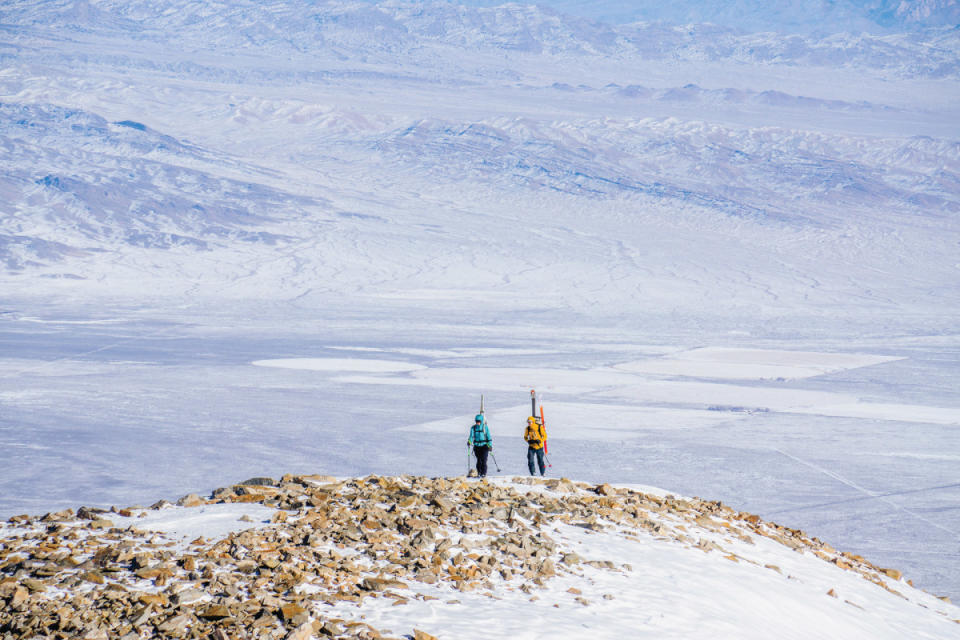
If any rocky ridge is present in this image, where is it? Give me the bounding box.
[1,474,957,639]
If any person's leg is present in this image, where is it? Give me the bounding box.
[527,447,536,475]
[476,446,488,477]
[536,448,546,475]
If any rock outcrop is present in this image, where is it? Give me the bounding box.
[0,474,947,639]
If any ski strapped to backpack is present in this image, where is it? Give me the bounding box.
[530,389,551,466]
[470,395,492,447]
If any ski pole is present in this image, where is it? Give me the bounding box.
[490,450,502,473]
[467,444,471,475]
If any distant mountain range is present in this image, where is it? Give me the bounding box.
[3,1,958,79]
[438,0,960,33]
[1,0,958,311]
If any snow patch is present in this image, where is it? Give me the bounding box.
[252,358,426,373]
[398,402,746,440]
[113,503,275,541]
[613,347,903,380]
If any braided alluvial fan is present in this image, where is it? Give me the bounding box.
[0,474,946,639]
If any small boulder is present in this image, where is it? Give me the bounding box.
[177,494,205,507]
[280,603,307,621]
[880,568,903,581]
[239,477,276,487]
[285,621,319,640]
[594,483,614,496]
[198,604,231,619]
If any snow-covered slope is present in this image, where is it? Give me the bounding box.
[2,475,958,639]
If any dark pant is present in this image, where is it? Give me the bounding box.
[527,447,545,475]
[473,445,490,477]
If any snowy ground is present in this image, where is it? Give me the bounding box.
[1,0,959,610]
[330,481,960,640]
[20,478,955,640]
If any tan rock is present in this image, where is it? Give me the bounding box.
[405,518,435,530]
[157,614,190,634]
[134,567,173,580]
[696,539,718,553]
[362,577,408,591]
[10,585,29,607]
[20,577,46,592]
[842,551,867,563]
[399,495,419,508]
[538,559,557,578]
[80,572,105,585]
[286,620,320,640]
[239,476,276,487]
[132,552,153,569]
[319,621,344,636]
[280,602,307,621]
[432,496,455,513]
[198,604,232,619]
[137,593,169,607]
[177,494,205,507]
[171,588,205,605]
[414,630,439,640]
[236,559,258,573]
[880,568,903,581]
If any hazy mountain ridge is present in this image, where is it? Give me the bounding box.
[5,94,958,276]
[462,0,960,33]
[2,1,957,298]
[0,102,308,271]
[363,115,960,226]
[3,0,959,78]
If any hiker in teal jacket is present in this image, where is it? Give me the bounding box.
[468,414,492,477]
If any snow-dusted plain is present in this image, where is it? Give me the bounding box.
[1,0,959,628]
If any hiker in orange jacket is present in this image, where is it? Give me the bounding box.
[524,416,547,476]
